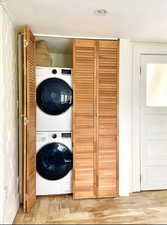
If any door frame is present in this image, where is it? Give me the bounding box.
[132,43,167,192]
[34,36,133,196]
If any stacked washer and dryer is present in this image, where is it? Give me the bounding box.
[36,67,73,196]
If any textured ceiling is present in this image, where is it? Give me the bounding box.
[5,0,167,42]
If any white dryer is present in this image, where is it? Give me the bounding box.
[36,67,72,132]
[36,131,72,196]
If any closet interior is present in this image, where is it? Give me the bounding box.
[35,36,73,68]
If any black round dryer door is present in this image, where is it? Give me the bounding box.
[36,143,73,180]
[36,78,72,115]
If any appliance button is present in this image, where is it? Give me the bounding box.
[52,134,57,139]
[52,69,57,74]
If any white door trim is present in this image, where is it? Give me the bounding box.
[119,39,132,196]
[132,43,167,192]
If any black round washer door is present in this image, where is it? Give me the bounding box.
[36,78,72,115]
[36,143,73,180]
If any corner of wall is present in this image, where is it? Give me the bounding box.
[119,39,133,196]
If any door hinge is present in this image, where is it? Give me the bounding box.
[140,173,142,185]
[139,66,142,80]
[24,116,29,126]
[24,40,29,48]
[16,100,19,109]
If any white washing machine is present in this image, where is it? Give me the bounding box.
[36,67,72,132]
[36,131,72,196]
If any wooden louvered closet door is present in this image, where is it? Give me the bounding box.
[96,40,119,197]
[73,39,119,199]
[23,25,36,212]
[73,39,96,199]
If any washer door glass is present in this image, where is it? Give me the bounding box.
[36,143,73,180]
[36,78,72,115]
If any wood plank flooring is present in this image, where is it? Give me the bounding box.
[14,191,167,224]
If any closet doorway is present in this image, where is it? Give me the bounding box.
[20,26,119,213]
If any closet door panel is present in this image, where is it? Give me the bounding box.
[23,25,36,212]
[73,39,119,199]
[97,40,119,198]
[73,39,96,199]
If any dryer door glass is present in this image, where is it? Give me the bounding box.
[36,78,72,115]
[36,143,73,180]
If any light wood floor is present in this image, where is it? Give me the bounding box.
[14,191,167,224]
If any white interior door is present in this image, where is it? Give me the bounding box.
[141,54,167,191]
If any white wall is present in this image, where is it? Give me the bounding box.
[120,41,167,194]
[0,4,19,224]
[50,52,72,68]
[119,39,132,196]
